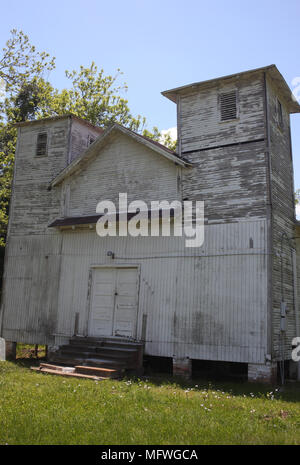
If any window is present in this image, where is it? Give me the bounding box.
[36,132,47,156]
[219,90,237,121]
[88,135,95,146]
[277,99,283,127]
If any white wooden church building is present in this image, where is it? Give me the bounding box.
[1,64,300,382]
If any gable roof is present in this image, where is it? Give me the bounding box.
[49,123,192,187]
[162,65,300,114]
[14,113,103,133]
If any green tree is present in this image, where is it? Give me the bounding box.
[0,29,55,95]
[295,189,300,205]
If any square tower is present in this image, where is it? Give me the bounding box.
[163,65,300,381]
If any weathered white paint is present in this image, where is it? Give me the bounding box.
[266,75,298,360]
[0,338,5,361]
[65,132,182,218]
[1,66,300,377]
[178,74,265,153]
[88,266,139,338]
[1,219,269,363]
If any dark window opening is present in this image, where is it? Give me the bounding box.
[277,99,283,127]
[36,132,47,156]
[220,90,237,121]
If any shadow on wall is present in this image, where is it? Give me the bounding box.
[0,247,4,304]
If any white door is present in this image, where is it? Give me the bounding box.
[88,267,139,338]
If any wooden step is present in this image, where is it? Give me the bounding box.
[49,354,126,369]
[31,366,103,380]
[48,337,144,375]
[75,365,122,378]
[60,346,137,358]
[70,337,143,349]
[39,363,75,372]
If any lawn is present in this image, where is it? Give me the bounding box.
[1,360,300,445]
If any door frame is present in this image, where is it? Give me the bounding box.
[86,264,141,340]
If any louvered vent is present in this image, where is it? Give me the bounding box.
[220,91,237,121]
[36,133,47,156]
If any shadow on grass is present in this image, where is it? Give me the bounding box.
[125,371,300,403]
[8,355,300,404]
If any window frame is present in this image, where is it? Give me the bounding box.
[88,135,96,146]
[277,98,284,128]
[35,132,48,157]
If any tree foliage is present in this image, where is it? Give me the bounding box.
[0,30,177,247]
[0,29,55,94]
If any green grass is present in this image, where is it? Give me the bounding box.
[1,360,300,445]
[16,343,46,359]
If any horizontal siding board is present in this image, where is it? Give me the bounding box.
[180,74,265,152]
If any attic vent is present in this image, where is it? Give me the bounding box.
[219,91,237,121]
[36,132,47,156]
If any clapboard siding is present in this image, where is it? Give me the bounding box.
[8,116,102,236]
[266,76,298,360]
[181,140,268,223]
[68,118,102,163]
[179,73,265,153]
[9,119,70,235]
[66,133,181,217]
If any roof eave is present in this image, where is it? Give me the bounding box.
[13,113,103,132]
[49,124,192,188]
[162,65,300,113]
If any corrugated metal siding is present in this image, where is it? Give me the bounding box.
[1,235,62,344]
[50,219,268,364]
[1,219,268,363]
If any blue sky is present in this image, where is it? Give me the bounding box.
[1,0,300,207]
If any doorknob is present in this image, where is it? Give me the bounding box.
[115,292,118,296]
